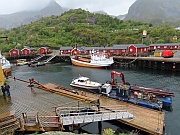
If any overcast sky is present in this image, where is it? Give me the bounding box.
[0,0,136,16]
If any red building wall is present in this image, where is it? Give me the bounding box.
[9,49,19,56]
[39,47,50,55]
[128,45,136,55]
[21,48,30,55]
[60,50,71,55]
[150,44,180,51]
[71,48,80,55]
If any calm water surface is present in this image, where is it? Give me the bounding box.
[12,63,180,135]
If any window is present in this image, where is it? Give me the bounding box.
[130,49,133,52]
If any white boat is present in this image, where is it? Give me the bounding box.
[70,76,102,89]
[16,59,29,66]
[0,52,11,78]
[71,51,114,68]
[0,53,11,70]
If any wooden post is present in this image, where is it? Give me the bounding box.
[37,113,45,132]
[18,118,25,131]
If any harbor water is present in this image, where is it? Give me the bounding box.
[11,63,180,135]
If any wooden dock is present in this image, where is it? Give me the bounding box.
[36,82,165,135]
[113,56,180,71]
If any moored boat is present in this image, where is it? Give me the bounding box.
[0,53,11,70]
[16,59,29,66]
[0,52,11,77]
[71,50,114,68]
[100,83,163,110]
[70,75,102,90]
[99,70,174,111]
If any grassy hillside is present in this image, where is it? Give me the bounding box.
[0,9,179,52]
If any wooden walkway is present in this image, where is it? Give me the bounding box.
[99,97,164,135]
[37,82,165,135]
[39,83,99,103]
[0,110,19,134]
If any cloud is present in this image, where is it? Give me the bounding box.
[56,0,136,15]
[0,0,136,15]
[0,0,50,14]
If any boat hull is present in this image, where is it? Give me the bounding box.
[71,58,113,68]
[17,62,29,66]
[70,83,100,90]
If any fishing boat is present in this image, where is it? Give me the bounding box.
[70,75,102,90]
[28,60,46,67]
[70,51,114,68]
[99,70,174,111]
[100,83,163,110]
[130,85,174,109]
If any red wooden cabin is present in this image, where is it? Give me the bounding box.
[71,48,81,55]
[128,44,148,56]
[21,48,35,55]
[150,43,180,51]
[60,47,73,55]
[9,49,20,57]
[39,47,50,55]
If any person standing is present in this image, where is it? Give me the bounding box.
[4,83,10,97]
[1,85,6,98]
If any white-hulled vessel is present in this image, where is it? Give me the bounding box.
[0,53,11,69]
[71,50,114,68]
[70,76,102,90]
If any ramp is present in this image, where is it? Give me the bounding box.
[44,55,56,63]
[31,55,45,61]
[56,106,135,125]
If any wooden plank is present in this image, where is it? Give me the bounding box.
[99,96,164,135]
[0,111,15,120]
[0,118,16,127]
[42,83,98,103]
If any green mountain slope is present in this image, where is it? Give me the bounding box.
[0,9,179,52]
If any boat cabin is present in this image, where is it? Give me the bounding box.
[77,77,89,82]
